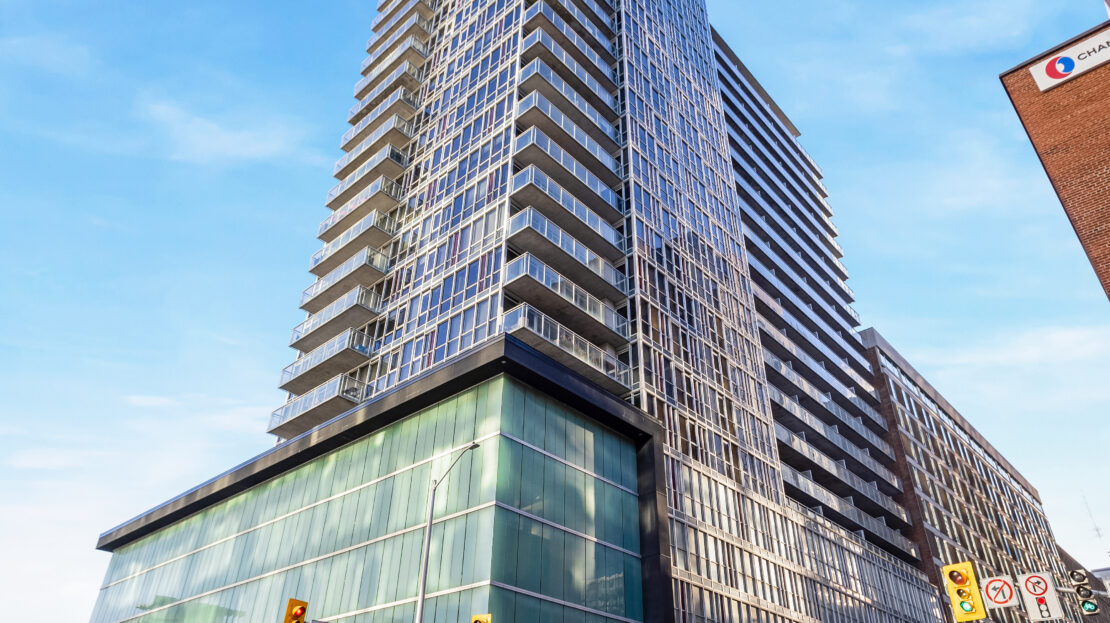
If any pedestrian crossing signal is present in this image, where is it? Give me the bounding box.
[471,615,492,623]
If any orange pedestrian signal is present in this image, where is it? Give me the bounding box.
[471,615,492,623]
[284,598,308,623]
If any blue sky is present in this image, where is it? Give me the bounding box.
[1,1,1108,620]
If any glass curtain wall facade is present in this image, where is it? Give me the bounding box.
[862,329,1079,623]
[711,34,918,563]
[91,376,645,623]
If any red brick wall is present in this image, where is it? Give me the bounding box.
[1002,34,1110,301]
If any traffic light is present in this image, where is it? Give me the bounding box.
[283,598,308,623]
[1068,570,1101,616]
[471,616,492,623]
[941,562,986,621]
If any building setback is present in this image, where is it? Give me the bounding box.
[863,328,1084,623]
[1001,20,1110,302]
[87,1,951,622]
[714,31,920,565]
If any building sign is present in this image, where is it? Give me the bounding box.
[1030,25,1110,91]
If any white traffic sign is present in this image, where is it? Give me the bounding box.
[1017,573,1065,621]
[981,575,1018,608]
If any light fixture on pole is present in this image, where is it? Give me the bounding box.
[413,441,480,623]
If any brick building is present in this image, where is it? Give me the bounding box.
[1001,20,1110,301]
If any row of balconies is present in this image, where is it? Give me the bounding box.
[531,0,615,59]
[766,384,898,481]
[273,0,430,440]
[780,464,919,560]
[774,423,910,526]
[762,347,891,456]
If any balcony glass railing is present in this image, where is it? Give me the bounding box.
[525,1,616,81]
[540,0,614,55]
[269,374,366,432]
[780,464,916,555]
[363,15,433,72]
[342,89,419,149]
[766,384,896,482]
[326,146,407,206]
[281,328,373,387]
[775,423,908,522]
[515,128,620,212]
[554,0,614,33]
[504,303,630,387]
[506,254,628,339]
[512,166,624,252]
[319,176,404,238]
[520,59,618,139]
[518,92,618,174]
[508,208,626,295]
[334,116,413,176]
[301,247,391,307]
[522,29,616,107]
[355,36,429,96]
[370,0,431,40]
[348,62,421,123]
[311,210,397,271]
[290,287,384,346]
[763,348,888,453]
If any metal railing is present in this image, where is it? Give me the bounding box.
[505,254,628,339]
[269,374,366,432]
[504,303,630,387]
[280,329,373,387]
[508,208,627,295]
[515,127,620,212]
[318,176,404,239]
[512,165,624,251]
[290,287,384,346]
[301,247,392,307]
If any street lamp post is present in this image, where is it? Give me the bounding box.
[413,441,480,623]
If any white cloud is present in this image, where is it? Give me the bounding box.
[0,34,94,76]
[7,447,116,470]
[897,0,1044,54]
[140,97,327,166]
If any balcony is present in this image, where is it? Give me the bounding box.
[269,374,366,439]
[516,92,620,187]
[767,384,899,492]
[334,116,413,180]
[780,464,918,560]
[559,0,616,35]
[290,287,384,353]
[301,247,391,313]
[325,147,407,209]
[762,348,893,462]
[775,423,910,526]
[514,128,621,220]
[520,59,619,148]
[535,0,615,61]
[355,36,429,100]
[279,329,374,394]
[318,176,404,242]
[507,208,626,302]
[341,89,419,151]
[368,0,434,54]
[310,210,397,276]
[348,62,421,125]
[362,14,433,74]
[504,304,630,395]
[510,166,624,261]
[521,29,617,113]
[505,254,628,346]
[525,1,617,81]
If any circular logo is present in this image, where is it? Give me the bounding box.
[1045,55,1076,80]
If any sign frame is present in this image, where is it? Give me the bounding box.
[1017,573,1065,621]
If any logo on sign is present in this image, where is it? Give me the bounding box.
[1045,55,1075,79]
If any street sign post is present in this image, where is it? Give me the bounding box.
[1018,573,1065,621]
[981,576,1018,609]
